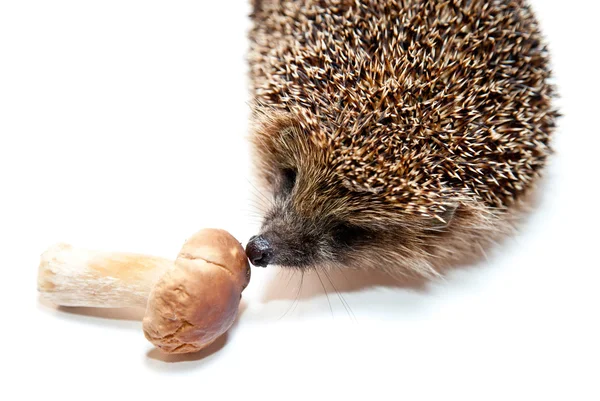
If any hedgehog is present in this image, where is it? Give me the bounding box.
[244,0,558,279]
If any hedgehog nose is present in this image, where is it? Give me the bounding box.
[245,235,274,267]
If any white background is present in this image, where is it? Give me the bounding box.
[1,1,598,400]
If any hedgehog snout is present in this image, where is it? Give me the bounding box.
[245,235,274,267]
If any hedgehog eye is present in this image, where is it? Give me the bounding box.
[279,168,297,196]
[332,222,369,247]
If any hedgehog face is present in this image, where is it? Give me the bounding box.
[245,111,387,269]
[245,157,468,277]
[246,163,377,269]
[245,111,457,272]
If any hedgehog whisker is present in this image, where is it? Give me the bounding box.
[290,270,305,316]
[243,203,267,218]
[315,269,333,319]
[241,206,266,223]
[277,269,304,321]
[284,268,296,290]
[241,203,265,214]
[246,195,269,214]
[248,193,271,212]
[333,263,353,288]
[241,212,264,221]
[323,268,357,323]
[245,177,273,208]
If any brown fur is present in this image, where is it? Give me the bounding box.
[246,0,558,278]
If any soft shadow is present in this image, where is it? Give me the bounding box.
[261,267,428,304]
[39,297,247,324]
[37,296,144,330]
[261,174,554,305]
[38,296,248,366]
[37,295,146,321]
[55,305,146,321]
[232,298,249,327]
[145,332,229,364]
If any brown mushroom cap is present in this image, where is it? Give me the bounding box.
[142,228,250,354]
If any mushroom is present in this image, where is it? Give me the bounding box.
[38,228,251,354]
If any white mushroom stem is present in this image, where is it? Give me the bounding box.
[38,243,174,308]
